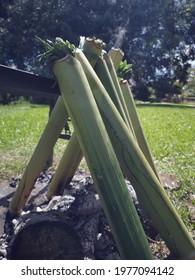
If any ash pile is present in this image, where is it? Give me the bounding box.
[0,169,161,260]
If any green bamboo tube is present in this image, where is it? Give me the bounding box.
[82,37,103,67]
[75,49,195,259]
[47,131,83,199]
[94,56,130,127]
[54,54,153,260]
[103,53,136,139]
[108,47,124,70]
[121,80,160,181]
[46,39,104,198]
[9,96,69,215]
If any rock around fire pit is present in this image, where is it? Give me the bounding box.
[0,169,170,260]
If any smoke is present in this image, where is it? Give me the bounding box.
[107,0,117,4]
[113,26,127,48]
[108,0,130,48]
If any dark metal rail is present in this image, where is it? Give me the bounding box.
[0,64,60,98]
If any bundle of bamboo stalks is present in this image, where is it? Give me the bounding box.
[9,37,195,260]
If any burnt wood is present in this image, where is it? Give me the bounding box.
[9,212,84,260]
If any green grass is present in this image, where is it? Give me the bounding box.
[137,104,195,231]
[0,102,68,179]
[0,102,194,231]
[137,104,194,186]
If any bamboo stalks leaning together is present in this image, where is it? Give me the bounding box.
[9,37,195,260]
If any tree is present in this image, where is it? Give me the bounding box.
[0,0,194,101]
[0,0,123,72]
[183,67,195,96]
[120,0,195,100]
[0,0,14,18]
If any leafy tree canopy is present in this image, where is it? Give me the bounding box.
[0,0,194,100]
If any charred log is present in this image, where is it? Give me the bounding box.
[9,212,84,260]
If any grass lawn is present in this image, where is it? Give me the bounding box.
[137,103,195,231]
[137,103,195,187]
[0,102,69,179]
[0,102,194,231]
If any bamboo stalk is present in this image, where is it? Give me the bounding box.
[108,47,124,70]
[47,39,105,198]
[103,52,136,139]
[121,80,160,181]
[82,37,103,67]
[108,47,159,179]
[9,96,69,215]
[75,49,195,259]
[54,54,153,260]
[47,48,135,199]
[94,56,130,127]
[47,131,83,199]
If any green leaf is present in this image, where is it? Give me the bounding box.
[36,36,75,66]
[117,59,132,80]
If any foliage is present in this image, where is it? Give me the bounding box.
[36,36,75,67]
[183,67,195,96]
[117,59,132,80]
[0,0,195,100]
[133,83,151,101]
[121,0,195,98]
[0,93,20,105]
